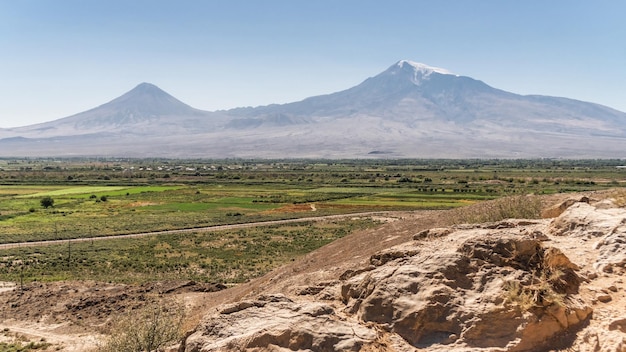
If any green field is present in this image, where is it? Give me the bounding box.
[17,186,130,198]
[0,218,378,284]
[2,159,624,244]
[1,158,624,284]
[0,183,489,244]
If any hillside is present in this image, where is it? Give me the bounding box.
[179,192,626,351]
[1,192,625,351]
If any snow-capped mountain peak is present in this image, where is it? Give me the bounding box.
[391,60,458,86]
[396,60,455,76]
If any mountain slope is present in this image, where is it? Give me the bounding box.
[6,83,220,138]
[1,61,625,158]
[226,60,624,133]
[225,61,500,123]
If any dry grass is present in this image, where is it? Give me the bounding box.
[610,188,626,207]
[503,280,536,311]
[451,195,543,224]
[503,279,565,311]
[97,301,185,352]
[503,268,566,311]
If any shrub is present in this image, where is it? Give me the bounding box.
[503,269,566,311]
[40,196,54,208]
[0,341,51,351]
[98,302,185,352]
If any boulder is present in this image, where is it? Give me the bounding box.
[182,294,377,352]
[548,202,626,272]
[341,230,591,351]
[541,196,589,218]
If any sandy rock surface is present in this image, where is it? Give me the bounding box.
[182,195,626,352]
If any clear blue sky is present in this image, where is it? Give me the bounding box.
[1,0,624,128]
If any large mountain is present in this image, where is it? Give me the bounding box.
[1,60,625,158]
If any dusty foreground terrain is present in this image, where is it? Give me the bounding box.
[1,193,626,351]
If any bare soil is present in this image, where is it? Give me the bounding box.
[0,280,225,351]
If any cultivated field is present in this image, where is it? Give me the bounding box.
[1,158,625,351]
[1,158,624,284]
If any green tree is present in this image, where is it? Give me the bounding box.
[40,196,54,208]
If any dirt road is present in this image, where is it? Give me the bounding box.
[0,211,398,250]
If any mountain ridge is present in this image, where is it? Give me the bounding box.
[1,60,625,158]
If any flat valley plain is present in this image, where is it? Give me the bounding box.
[1,158,624,285]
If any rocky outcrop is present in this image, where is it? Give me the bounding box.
[182,197,626,352]
[340,229,590,351]
[183,294,378,352]
[549,201,626,273]
[541,196,589,218]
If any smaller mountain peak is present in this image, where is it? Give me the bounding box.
[102,82,197,116]
[132,82,164,92]
[121,82,173,100]
[396,60,455,76]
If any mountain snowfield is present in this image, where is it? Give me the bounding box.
[1,60,625,158]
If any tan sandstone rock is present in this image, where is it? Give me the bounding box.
[183,294,378,352]
[181,196,626,352]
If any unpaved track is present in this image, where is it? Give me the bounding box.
[0,211,398,249]
[0,321,101,351]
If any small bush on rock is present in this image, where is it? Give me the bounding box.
[503,270,566,311]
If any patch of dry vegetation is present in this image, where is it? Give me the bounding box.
[503,269,567,311]
[0,338,50,352]
[451,194,543,224]
[610,188,626,207]
[97,301,185,352]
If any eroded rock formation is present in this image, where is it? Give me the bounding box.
[182,197,626,351]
